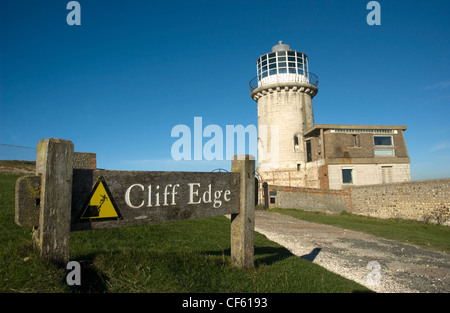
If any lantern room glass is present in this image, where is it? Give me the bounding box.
[256,50,309,82]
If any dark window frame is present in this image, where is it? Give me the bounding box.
[342,168,353,184]
[374,135,393,146]
[306,140,312,162]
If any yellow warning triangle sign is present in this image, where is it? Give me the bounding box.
[79,176,122,221]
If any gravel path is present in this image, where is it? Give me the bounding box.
[254,211,450,293]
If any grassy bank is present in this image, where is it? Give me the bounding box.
[271,208,450,253]
[0,172,369,293]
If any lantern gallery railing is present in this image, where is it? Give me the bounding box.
[249,72,319,91]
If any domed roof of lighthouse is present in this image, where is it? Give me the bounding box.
[272,41,291,52]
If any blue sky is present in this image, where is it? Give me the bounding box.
[1,0,449,180]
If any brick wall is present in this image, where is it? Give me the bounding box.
[269,178,450,226]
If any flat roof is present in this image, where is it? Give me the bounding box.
[304,124,407,136]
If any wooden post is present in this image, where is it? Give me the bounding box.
[34,138,74,264]
[230,155,255,269]
[263,182,269,210]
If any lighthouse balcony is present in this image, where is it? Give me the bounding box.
[249,72,318,91]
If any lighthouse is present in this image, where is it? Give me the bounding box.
[250,42,411,193]
[250,41,319,187]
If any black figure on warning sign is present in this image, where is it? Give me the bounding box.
[85,194,108,217]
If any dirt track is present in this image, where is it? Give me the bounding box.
[255,211,450,293]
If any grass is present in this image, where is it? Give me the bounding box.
[0,172,370,293]
[271,208,450,253]
[0,160,35,173]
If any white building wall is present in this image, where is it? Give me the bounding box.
[328,163,411,190]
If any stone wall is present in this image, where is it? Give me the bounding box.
[269,185,350,214]
[259,162,324,190]
[348,178,450,225]
[268,178,450,225]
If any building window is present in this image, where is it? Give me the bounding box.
[374,149,395,156]
[374,136,393,146]
[297,163,301,171]
[269,190,276,204]
[342,168,353,184]
[294,134,301,151]
[306,140,312,162]
[352,134,360,147]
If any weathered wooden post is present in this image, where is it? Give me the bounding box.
[263,182,269,210]
[34,138,74,264]
[230,155,255,269]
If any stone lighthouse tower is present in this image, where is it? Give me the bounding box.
[250,41,319,187]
